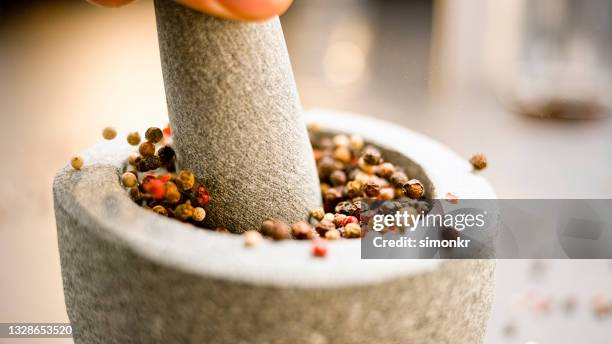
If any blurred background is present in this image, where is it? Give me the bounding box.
[0,0,611,342]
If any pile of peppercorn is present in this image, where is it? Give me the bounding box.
[120,126,211,226]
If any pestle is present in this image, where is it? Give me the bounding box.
[154,0,321,231]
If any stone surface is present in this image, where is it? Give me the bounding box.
[154,0,321,232]
[54,111,497,344]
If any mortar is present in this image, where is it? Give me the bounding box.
[54,108,496,344]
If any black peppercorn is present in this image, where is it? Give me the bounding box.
[318,156,336,179]
[334,200,358,216]
[145,127,164,143]
[157,145,176,165]
[470,153,488,170]
[136,155,161,172]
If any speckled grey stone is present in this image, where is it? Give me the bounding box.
[154,0,321,232]
[54,111,497,344]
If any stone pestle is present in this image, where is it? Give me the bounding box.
[154,0,322,232]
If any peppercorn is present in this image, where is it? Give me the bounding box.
[362,148,382,165]
[315,220,335,236]
[333,146,351,164]
[344,222,361,238]
[102,126,117,140]
[310,207,325,221]
[70,156,83,170]
[136,155,161,172]
[121,172,137,188]
[378,187,395,201]
[190,184,210,207]
[178,170,195,190]
[378,162,395,179]
[129,186,141,202]
[333,214,347,227]
[323,213,335,222]
[146,178,166,200]
[215,227,230,234]
[329,170,347,186]
[349,135,364,150]
[363,181,381,198]
[152,205,168,216]
[157,145,176,165]
[403,179,425,199]
[163,124,172,137]
[307,122,321,133]
[260,219,291,240]
[323,187,343,203]
[139,142,155,157]
[470,153,487,170]
[145,127,164,143]
[126,132,141,146]
[346,180,363,199]
[390,171,409,188]
[334,201,358,216]
[320,183,331,194]
[127,153,139,166]
[325,229,341,240]
[312,238,328,257]
[341,215,359,227]
[333,134,349,148]
[192,207,206,222]
[357,157,375,174]
[291,221,316,240]
[244,230,263,247]
[317,156,336,179]
[165,181,181,204]
[174,200,194,220]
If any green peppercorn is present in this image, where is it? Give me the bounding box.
[329,170,347,186]
[192,207,206,222]
[152,205,169,216]
[127,132,141,146]
[363,181,381,198]
[145,127,164,143]
[344,222,361,238]
[310,207,325,221]
[165,181,181,204]
[121,172,137,188]
[70,156,83,170]
[157,145,176,165]
[470,153,488,170]
[178,170,195,190]
[315,220,336,236]
[403,179,425,199]
[102,126,117,140]
[174,200,194,220]
[325,229,341,240]
[291,221,316,240]
[139,142,155,157]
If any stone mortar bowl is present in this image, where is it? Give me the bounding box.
[54,109,496,344]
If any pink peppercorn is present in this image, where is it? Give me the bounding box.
[312,239,328,257]
[163,124,172,137]
[192,185,210,206]
[341,216,359,227]
[148,179,166,200]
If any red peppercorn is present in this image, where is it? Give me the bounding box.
[341,216,359,227]
[163,124,172,137]
[312,238,328,257]
[148,179,166,200]
[191,185,210,206]
[158,174,172,183]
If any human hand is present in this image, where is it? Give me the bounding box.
[87,0,294,21]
